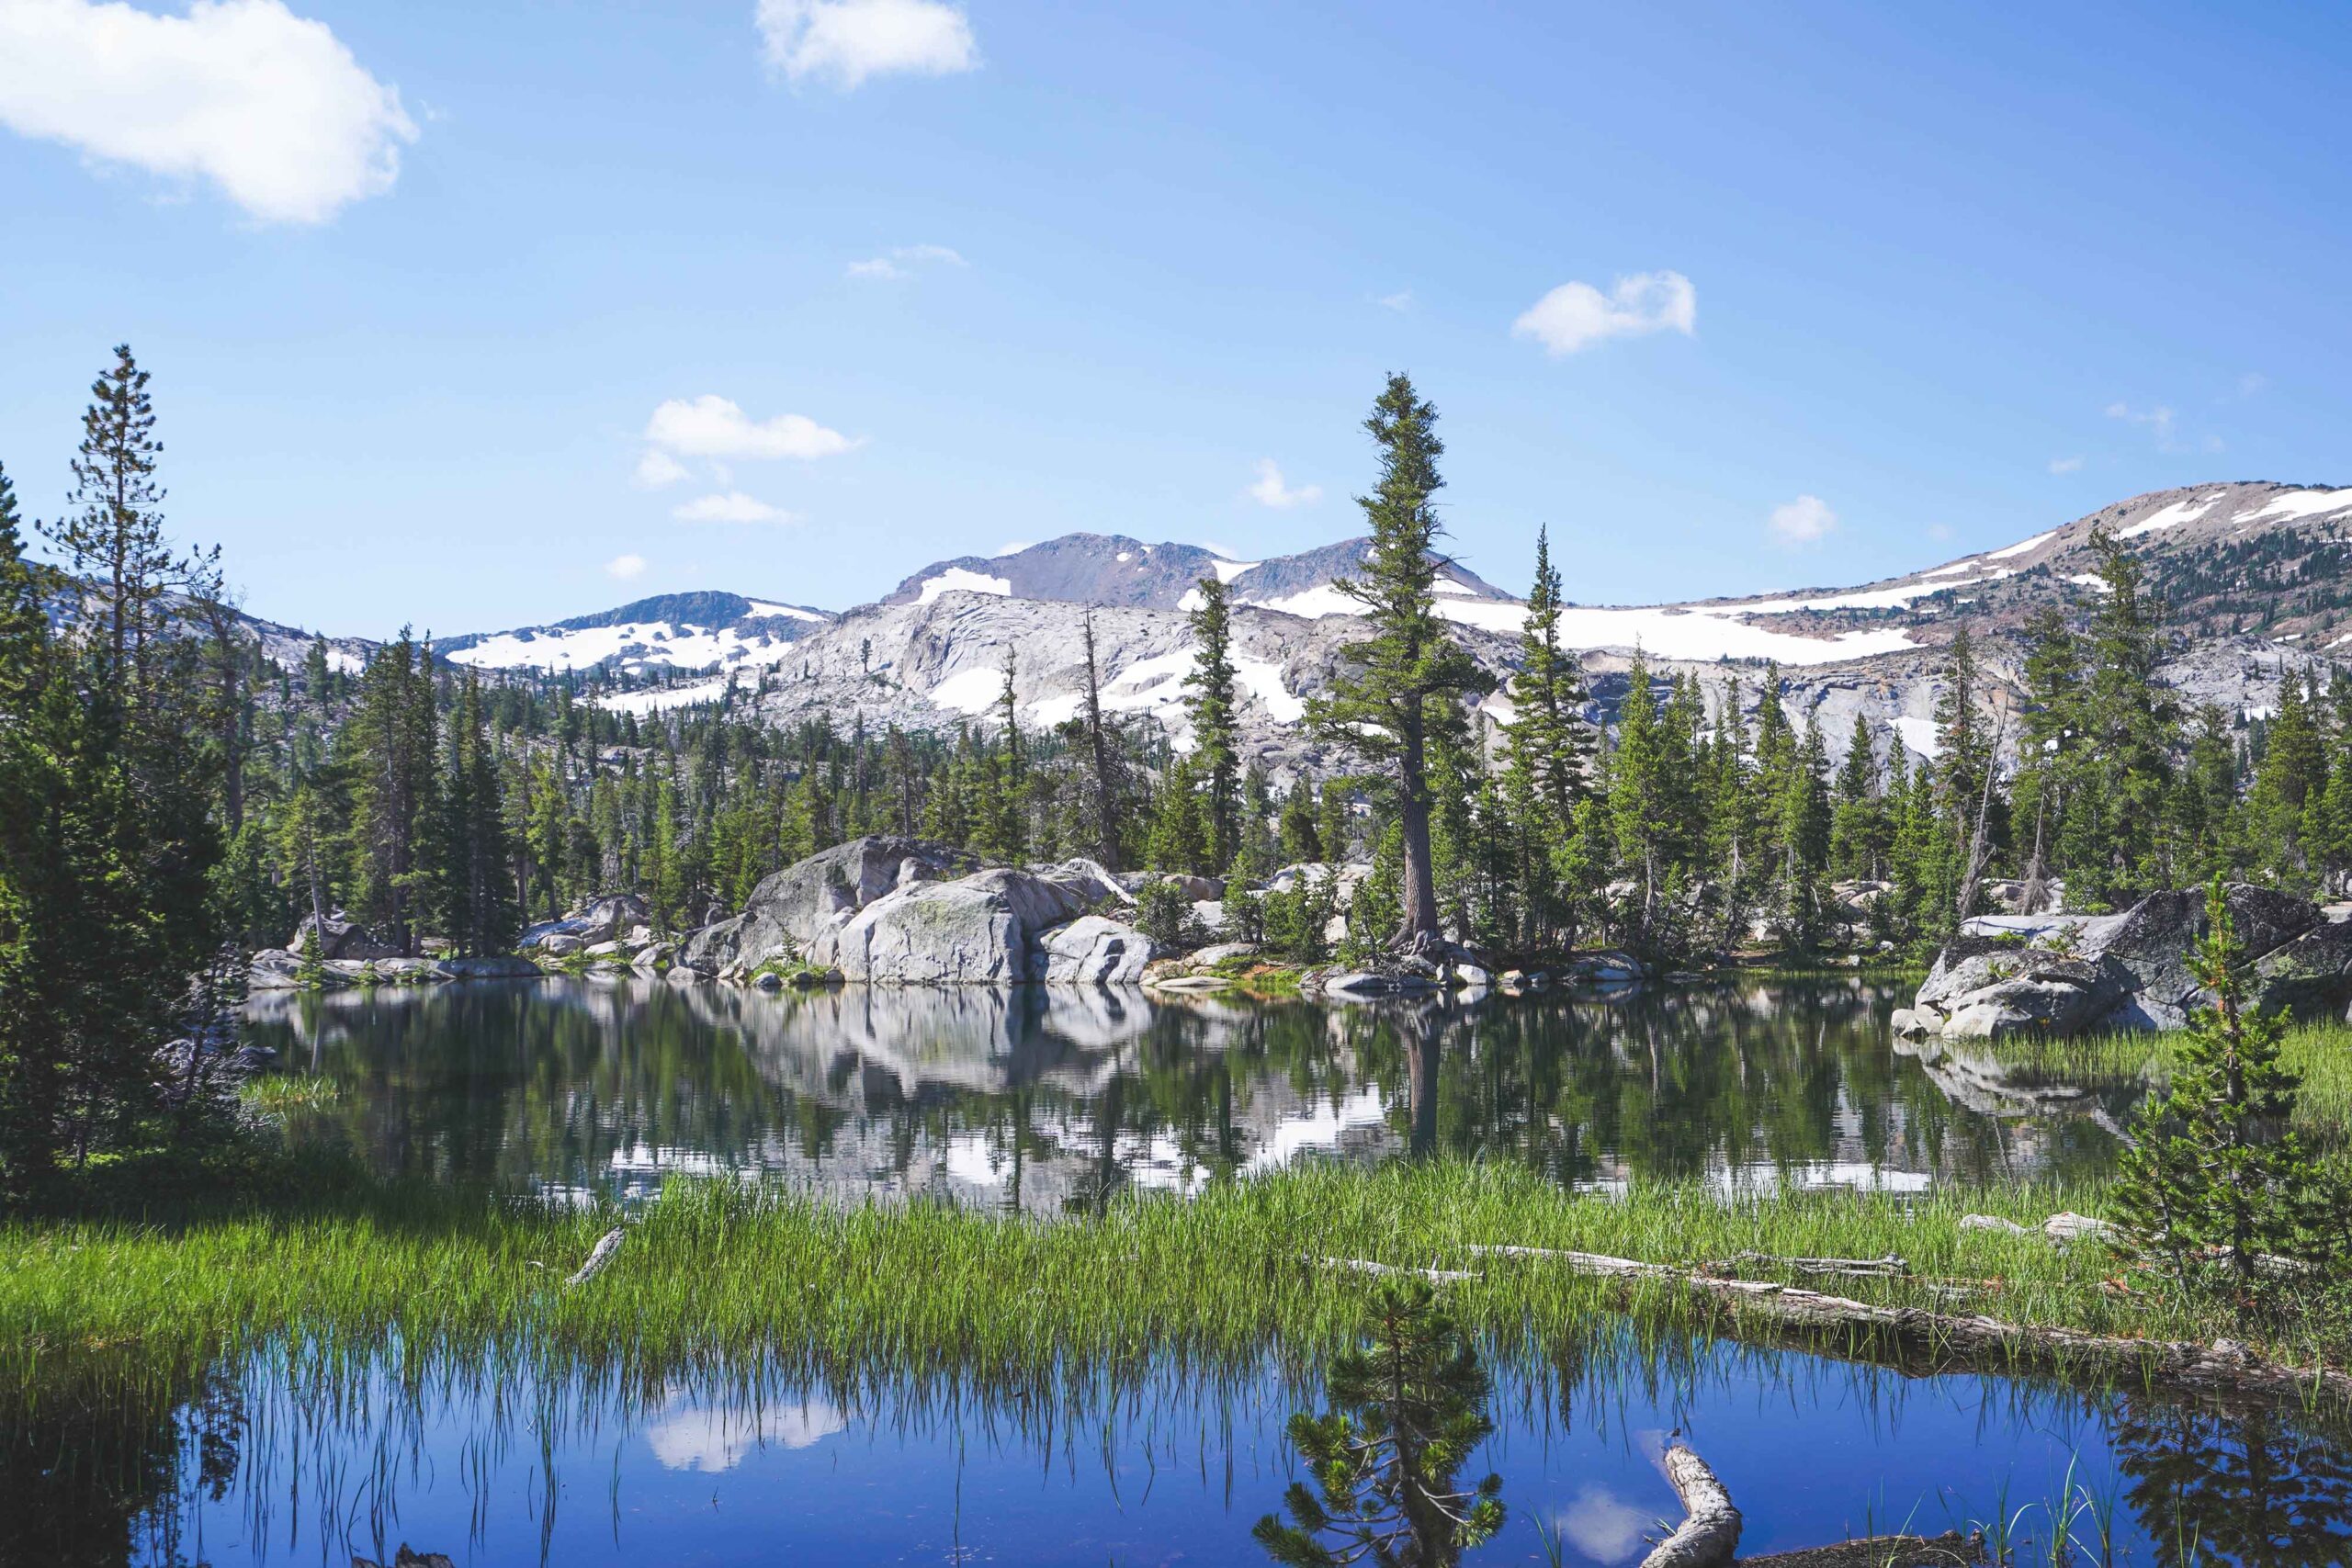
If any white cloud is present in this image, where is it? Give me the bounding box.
[1926,521,1953,541]
[1768,493,1837,547]
[2105,400,2180,450]
[756,0,978,90]
[633,449,689,489]
[1512,270,1696,356]
[847,242,967,279]
[645,395,857,460]
[0,0,417,224]
[1552,1487,1651,1564]
[1248,458,1322,510]
[2048,455,2084,475]
[993,540,1035,556]
[673,491,797,525]
[605,553,648,581]
[1374,289,1413,311]
[2237,371,2267,400]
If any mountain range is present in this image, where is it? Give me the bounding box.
[248,480,2352,776]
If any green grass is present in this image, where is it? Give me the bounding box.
[2,1149,2304,1401]
[236,1075,341,1114]
[1984,1021,2352,1140]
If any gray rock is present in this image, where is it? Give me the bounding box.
[520,892,650,951]
[248,948,350,990]
[1917,884,2346,1037]
[290,912,404,961]
[1960,1214,2030,1235]
[1030,915,1158,985]
[439,956,539,980]
[1943,1000,2035,1042]
[1037,858,1132,906]
[2042,1212,2115,1243]
[808,866,1092,984]
[683,836,974,976]
[1452,962,1492,987]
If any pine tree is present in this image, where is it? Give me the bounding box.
[2248,669,2323,891]
[40,345,178,695]
[1277,777,1322,863]
[1183,575,1242,868]
[2071,531,2178,905]
[1827,716,1883,883]
[1080,611,1125,869]
[1317,781,1355,866]
[1253,1279,1505,1567]
[2112,878,2319,1297]
[1498,525,1592,948]
[346,631,441,953]
[1306,375,1490,947]
[1608,653,1686,953]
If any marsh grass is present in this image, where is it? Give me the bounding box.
[236,1074,341,1114]
[1987,1021,2352,1142]
[0,1150,2260,1401]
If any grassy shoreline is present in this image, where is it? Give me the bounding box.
[7,1151,2332,1401]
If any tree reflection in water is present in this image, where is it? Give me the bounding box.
[12,1336,2352,1565]
[239,976,2132,1211]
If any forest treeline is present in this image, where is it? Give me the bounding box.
[5,353,2350,1194]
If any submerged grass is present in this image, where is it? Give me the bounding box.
[1986,1021,2352,1140]
[0,1150,2277,1400]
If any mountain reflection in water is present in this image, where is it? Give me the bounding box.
[241,976,2129,1209]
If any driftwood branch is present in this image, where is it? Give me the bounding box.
[1641,1442,1743,1568]
[1720,1250,1909,1280]
[566,1226,625,1287]
[1306,1254,1475,1284]
[1411,1245,2352,1406]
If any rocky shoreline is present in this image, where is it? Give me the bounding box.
[1896,883,2352,1042]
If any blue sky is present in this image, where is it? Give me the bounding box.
[1,0,2346,638]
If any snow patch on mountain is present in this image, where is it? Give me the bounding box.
[916,568,1013,605]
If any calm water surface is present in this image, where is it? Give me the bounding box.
[14,980,2335,1565]
[20,1329,2352,1565]
[240,976,2131,1205]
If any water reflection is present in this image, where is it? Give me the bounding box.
[241,977,2126,1209]
[13,1327,2352,1566]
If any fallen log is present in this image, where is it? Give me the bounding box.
[1719,1249,1908,1280]
[566,1226,625,1287]
[1306,1254,1475,1284]
[1640,1442,1742,1568]
[1459,1243,2352,1407]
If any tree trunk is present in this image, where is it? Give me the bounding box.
[1642,1444,1743,1568]
[1396,710,1441,942]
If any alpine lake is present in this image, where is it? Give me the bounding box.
[13,975,2352,1566]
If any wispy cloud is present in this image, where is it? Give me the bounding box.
[2237,371,2267,400]
[993,540,1035,556]
[634,450,690,489]
[2105,400,2177,446]
[673,491,797,525]
[1248,458,1322,510]
[1768,493,1837,547]
[605,553,648,581]
[0,0,416,224]
[1512,270,1695,356]
[645,395,857,460]
[1374,289,1413,311]
[2048,455,2084,475]
[756,0,978,90]
[2103,400,2226,456]
[847,242,967,280]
